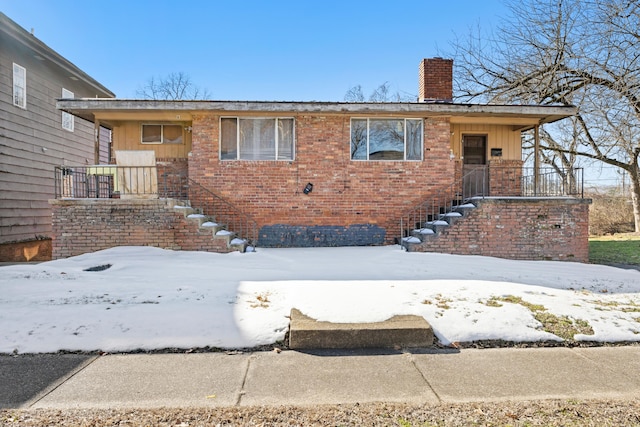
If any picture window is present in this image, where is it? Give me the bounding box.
[220,117,294,160]
[350,118,423,161]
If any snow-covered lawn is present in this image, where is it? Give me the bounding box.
[1,246,639,354]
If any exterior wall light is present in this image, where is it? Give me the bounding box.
[303,183,313,194]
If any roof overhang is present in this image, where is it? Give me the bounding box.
[57,99,576,130]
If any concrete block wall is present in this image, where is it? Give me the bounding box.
[188,114,454,246]
[411,197,591,262]
[50,199,231,259]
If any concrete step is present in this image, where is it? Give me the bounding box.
[288,308,434,350]
[200,220,225,234]
[173,205,200,217]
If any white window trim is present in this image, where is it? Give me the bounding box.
[350,118,423,161]
[220,117,295,161]
[12,63,26,109]
[140,123,184,145]
[61,88,74,132]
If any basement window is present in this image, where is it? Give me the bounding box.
[141,124,184,144]
[351,118,423,161]
[220,117,294,160]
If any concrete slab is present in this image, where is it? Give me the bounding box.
[572,346,640,388]
[240,350,439,406]
[289,308,434,349]
[0,354,94,409]
[411,347,638,402]
[32,353,249,409]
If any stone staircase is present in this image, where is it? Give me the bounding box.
[400,199,478,251]
[173,203,251,253]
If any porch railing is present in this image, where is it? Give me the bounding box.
[54,165,187,199]
[399,166,584,242]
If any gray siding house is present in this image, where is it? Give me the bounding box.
[0,12,114,261]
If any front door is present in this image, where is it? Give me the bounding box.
[462,135,488,198]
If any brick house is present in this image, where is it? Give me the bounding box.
[52,58,590,261]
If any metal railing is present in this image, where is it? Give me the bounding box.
[54,165,161,199]
[186,178,259,247]
[399,166,584,242]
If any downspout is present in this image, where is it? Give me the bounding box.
[533,123,540,196]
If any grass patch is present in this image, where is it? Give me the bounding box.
[534,312,594,340]
[589,233,640,266]
[491,295,545,312]
[249,292,271,309]
[591,299,640,313]
[422,294,452,310]
[488,295,594,340]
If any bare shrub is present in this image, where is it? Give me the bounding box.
[588,190,635,235]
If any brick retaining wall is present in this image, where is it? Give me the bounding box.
[410,197,591,262]
[50,199,231,259]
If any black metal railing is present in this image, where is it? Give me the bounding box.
[186,178,259,247]
[54,165,160,198]
[399,166,584,243]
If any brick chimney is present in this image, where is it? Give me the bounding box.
[418,58,453,102]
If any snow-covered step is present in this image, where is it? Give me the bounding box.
[454,202,477,216]
[409,227,436,243]
[423,219,450,234]
[230,237,248,252]
[439,211,463,225]
[173,205,199,217]
[213,229,237,246]
[186,213,210,226]
[200,221,224,234]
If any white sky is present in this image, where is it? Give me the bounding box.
[1,246,639,354]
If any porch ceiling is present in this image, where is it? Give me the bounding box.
[58,99,576,128]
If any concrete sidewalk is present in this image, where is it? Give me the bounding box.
[2,346,639,409]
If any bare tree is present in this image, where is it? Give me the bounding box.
[344,82,415,102]
[451,0,640,231]
[344,85,365,102]
[137,72,211,100]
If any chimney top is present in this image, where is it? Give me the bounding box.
[418,58,453,103]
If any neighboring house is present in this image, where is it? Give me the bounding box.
[53,58,591,262]
[0,13,114,261]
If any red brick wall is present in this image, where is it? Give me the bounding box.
[488,160,524,196]
[157,158,189,199]
[50,199,231,259]
[418,58,453,102]
[188,114,454,245]
[410,197,591,262]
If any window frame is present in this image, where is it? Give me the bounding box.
[61,88,74,132]
[140,123,184,145]
[219,117,295,161]
[350,117,424,161]
[12,63,26,109]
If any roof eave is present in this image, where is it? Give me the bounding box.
[56,99,577,125]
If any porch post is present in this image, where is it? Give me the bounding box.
[94,120,101,165]
[534,123,540,196]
